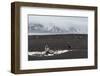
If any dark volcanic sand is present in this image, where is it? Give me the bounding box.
[28,34,88,61]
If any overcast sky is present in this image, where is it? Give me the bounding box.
[28,15,88,34]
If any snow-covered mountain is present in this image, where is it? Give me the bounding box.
[29,23,68,33]
[46,25,66,32]
[28,23,85,35]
